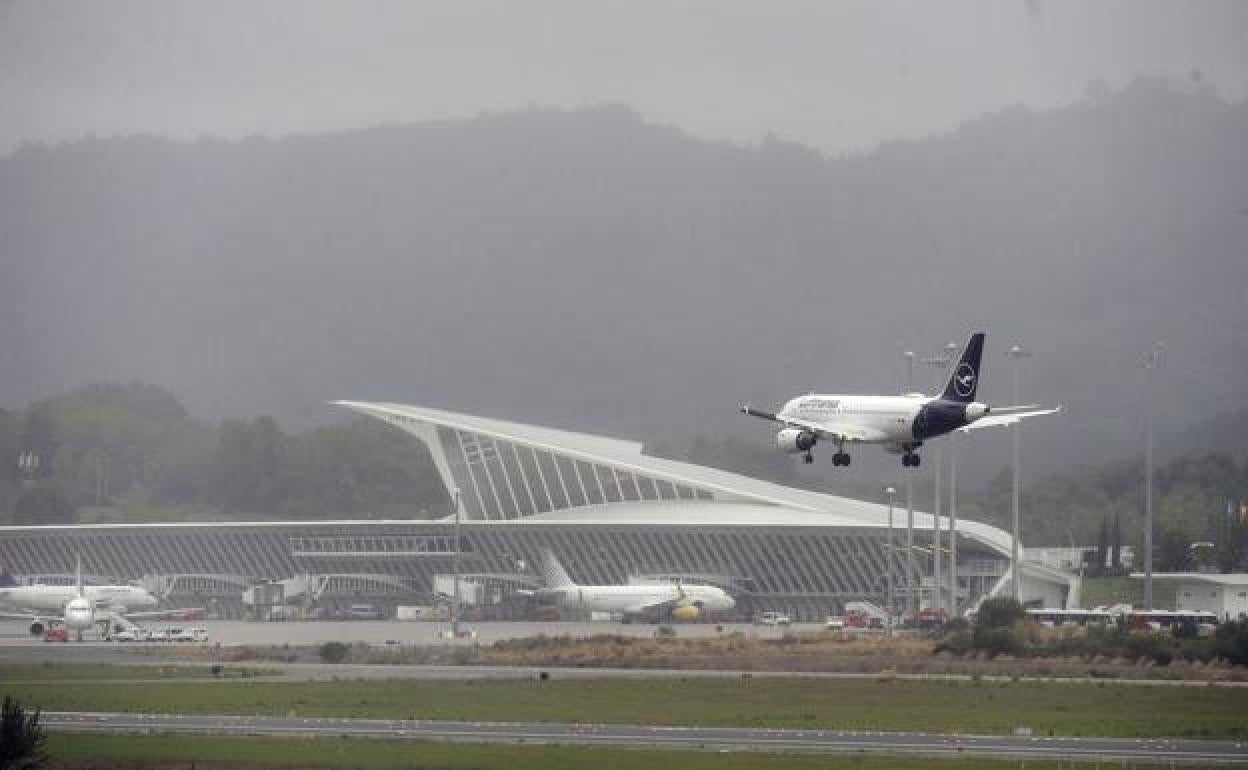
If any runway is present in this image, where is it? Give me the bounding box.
[43,711,1248,764]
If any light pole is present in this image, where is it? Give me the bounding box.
[885,485,896,635]
[918,343,957,612]
[908,461,918,611]
[1005,344,1032,602]
[1144,343,1164,611]
[948,431,960,616]
[451,487,462,637]
[902,351,916,392]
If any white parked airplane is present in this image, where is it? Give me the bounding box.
[0,560,170,640]
[742,333,1059,468]
[537,549,735,621]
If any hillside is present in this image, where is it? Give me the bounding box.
[2,77,1246,487]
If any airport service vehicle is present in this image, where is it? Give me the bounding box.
[43,627,69,642]
[348,603,384,620]
[535,549,734,621]
[742,333,1059,467]
[825,615,846,630]
[757,612,792,626]
[112,628,149,642]
[1024,607,1218,633]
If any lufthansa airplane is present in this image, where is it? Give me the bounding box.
[741,333,1058,468]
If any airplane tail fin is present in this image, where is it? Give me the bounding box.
[940,333,985,403]
[539,549,576,590]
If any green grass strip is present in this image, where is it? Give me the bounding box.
[45,733,1178,770]
[10,676,1248,739]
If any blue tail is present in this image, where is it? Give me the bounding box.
[940,333,985,403]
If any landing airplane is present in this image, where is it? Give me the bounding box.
[535,549,735,621]
[741,333,1059,468]
[0,560,174,640]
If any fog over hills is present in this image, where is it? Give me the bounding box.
[2,77,1245,487]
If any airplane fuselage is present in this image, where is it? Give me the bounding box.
[0,584,159,614]
[780,393,987,451]
[556,584,735,614]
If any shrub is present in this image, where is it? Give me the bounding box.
[1214,620,1248,665]
[318,641,350,664]
[1,695,47,770]
[972,626,1024,658]
[977,597,1025,629]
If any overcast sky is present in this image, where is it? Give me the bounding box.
[2,0,1246,157]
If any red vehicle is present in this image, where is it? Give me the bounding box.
[43,627,69,642]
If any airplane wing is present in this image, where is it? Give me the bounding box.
[740,406,889,443]
[0,611,57,624]
[623,598,681,615]
[959,405,1062,432]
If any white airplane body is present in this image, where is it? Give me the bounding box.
[743,333,1059,467]
[0,562,180,640]
[0,583,159,614]
[539,549,734,619]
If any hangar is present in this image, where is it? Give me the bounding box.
[0,402,1076,620]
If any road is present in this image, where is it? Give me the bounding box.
[42,711,1248,764]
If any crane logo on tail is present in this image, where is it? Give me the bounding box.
[954,363,977,397]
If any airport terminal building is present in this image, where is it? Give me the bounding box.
[0,402,1076,620]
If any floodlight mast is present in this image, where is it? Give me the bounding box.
[917,342,957,612]
[885,485,897,636]
[1005,344,1032,602]
[1143,343,1164,611]
[452,487,462,636]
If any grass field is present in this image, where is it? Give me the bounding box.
[44,734,1180,770]
[10,675,1248,739]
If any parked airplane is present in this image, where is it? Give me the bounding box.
[0,559,173,640]
[741,333,1058,468]
[536,549,735,621]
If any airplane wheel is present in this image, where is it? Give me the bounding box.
[804,454,814,464]
[911,454,921,468]
[843,454,851,467]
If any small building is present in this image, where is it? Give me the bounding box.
[1131,573,1248,621]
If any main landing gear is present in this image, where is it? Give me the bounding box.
[804,450,851,466]
[902,451,921,468]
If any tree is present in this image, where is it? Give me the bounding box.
[0,695,46,770]
[13,483,74,525]
[318,641,350,664]
[1094,517,1109,577]
[976,597,1024,629]
[1110,511,1123,571]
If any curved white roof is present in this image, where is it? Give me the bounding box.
[335,400,1015,556]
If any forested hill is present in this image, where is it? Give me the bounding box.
[2,77,1246,484]
[0,383,448,524]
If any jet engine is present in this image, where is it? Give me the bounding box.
[775,428,817,454]
[29,621,43,636]
[671,605,701,622]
